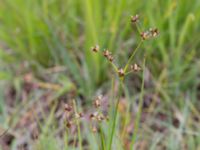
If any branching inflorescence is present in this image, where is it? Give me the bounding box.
[63,14,159,150]
[91,14,159,80]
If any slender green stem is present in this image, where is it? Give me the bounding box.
[101,51,118,73]
[110,62,118,73]
[73,100,83,150]
[99,126,106,150]
[136,23,142,34]
[125,70,133,76]
[64,128,68,150]
[121,86,131,142]
[124,40,143,72]
[108,79,123,150]
[130,58,146,149]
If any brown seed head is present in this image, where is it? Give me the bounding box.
[103,50,111,57]
[66,121,72,128]
[108,55,114,62]
[150,28,159,37]
[131,14,139,23]
[75,112,83,119]
[64,104,72,112]
[97,114,105,122]
[94,99,101,108]
[118,68,125,77]
[91,45,99,52]
[140,31,150,40]
[131,64,141,72]
[90,113,97,120]
[93,95,102,108]
[102,49,114,62]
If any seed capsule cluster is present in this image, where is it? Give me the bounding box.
[90,95,109,122]
[131,14,139,23]
[118,68,125,77]
[90,95,109,132]
[93,95,102,108]
[63,95,109,133]
[131,64,141,72]
[91,45,99,52]
[91,45,114,63]
[91,14,158,78]
[64,102,83,129]
[140,28,159,40]
[103,50,114,62]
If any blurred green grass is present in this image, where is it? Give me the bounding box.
[0,0,200,149]
[0,0,199,96]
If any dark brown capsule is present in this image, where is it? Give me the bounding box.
[66,121,72,128]
[103,50,111,57]
[131,14,139,23]
[150,28,159,37]
[108,55,114,62]
[140,31,150,40]
[131,64,141,72]
[91,45,100,52]
[118,68,125,77]
[64,104,72,112]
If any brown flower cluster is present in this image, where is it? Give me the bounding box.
[91,45,114,62]
[63,96,109,133]
[64,103,83,129]
[131,14,159,40]
[131,14,139,23]
[103,50,114,62]
[140,28,159,40]
[91,45,99,52]
[118,68,125,77]
[89,95,109,132]
[131,64,141,72]
[90,96,109,121]
[91,14,158,78]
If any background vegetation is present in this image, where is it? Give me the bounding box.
[0,0,200,149]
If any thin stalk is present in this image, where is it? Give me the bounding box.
[90,123,99,150]
[121,86,131,143]
[110,62,118,73]
[124,40,143,72]
[130,58,146,148]
[108,79,123,150]
[125,70,134,76]
[99,126,106,150]
[136,23,142,34]
[64,128,68,150]
[96,101,106,150]
[73,100,83,150]
[100,51,118,73]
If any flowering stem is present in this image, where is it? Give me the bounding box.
[124,40,143,73]
[73,100,83,150]
[136,23,142,34]
[108,79,123,150]
[99,126,106,150]
[110,62,118,73]
[130,57,146,149]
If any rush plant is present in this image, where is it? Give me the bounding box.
[63,15,159,150]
